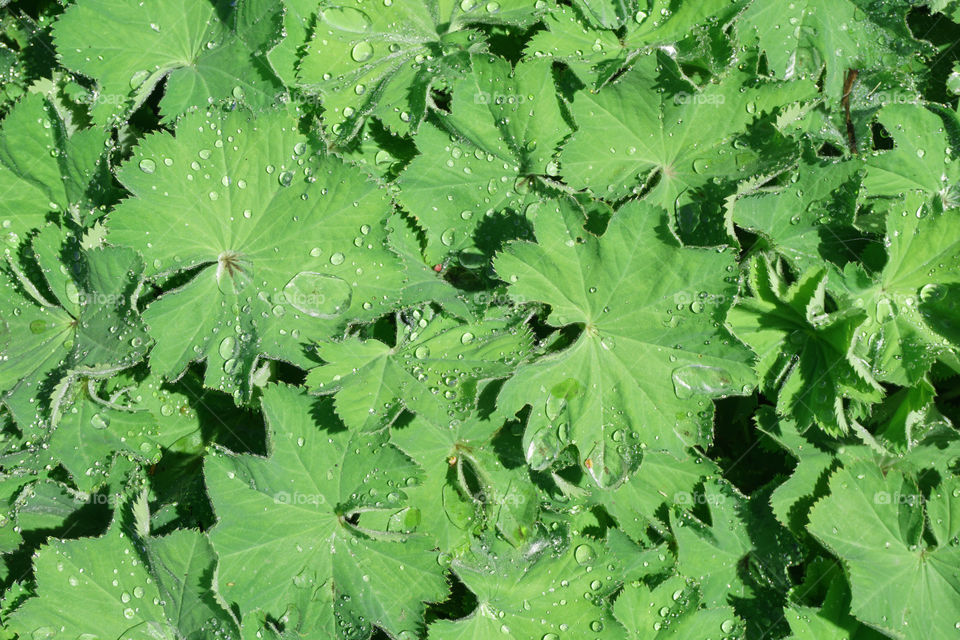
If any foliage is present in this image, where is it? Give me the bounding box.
[1,0,960,638]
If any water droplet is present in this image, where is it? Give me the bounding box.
[671,364,736,399]
[278,171,294,187]
[91,413,109,430]
[574,543,596,565]
[219,336,236,360]
[351,41,374,62]
[330,252,345,266]
[129,69,149,89]
[282,272,353,318]
[920,283,947,303]
[875,297,896,322]
[138,159,156,174]
[223,358,240,374]
[322,6,373,32]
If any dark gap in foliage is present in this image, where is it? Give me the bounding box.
[708,395,794,495]
[424,571,479,622]
[907,6,960,106]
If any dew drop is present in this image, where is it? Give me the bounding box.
[351,41,374,62]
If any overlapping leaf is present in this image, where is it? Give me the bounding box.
[298,0,546,139]
[494,199,754,487]
[109,107,403,397]
[53,0,280,125]
[398,55,569,261]
[206,384,448,638]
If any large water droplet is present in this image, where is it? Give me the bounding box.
[351,41,374,62]
[920,283,947,303]
[129,69,150,89]
[574,543,596,565]
[322,7,372,32]
[282,272,352,318]
[219,336,236,360]
[526,426,562,469]
[671,364,736,399]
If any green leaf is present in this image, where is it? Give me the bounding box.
[494,200,754,487]
[306,307,531,430]
[0,230,150,428]
[738,0,919,98]
[671,479,751,607]
[783,570,888,640]
[839,192,960,386]
[613,575,744,639]
[206,384,448,638]
[9,522,175,639]
[397,56,569,261]
[387,213,474,319]
[392,413,503,550]
[297,0,545,140]
[807,461,960,639]
[109,107,403,396]
[428,535,624,639]
[728,258,883,436]
[732,156,864,273]
[0,93,107,241]
[53,0,280,125]
[527,0,742,86]
[864,104,960,200]
[601,449,718,542]
[560,52,813,204]
[146,529,241,639]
